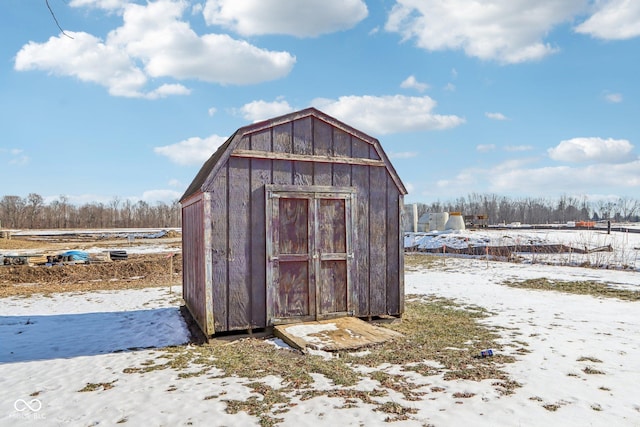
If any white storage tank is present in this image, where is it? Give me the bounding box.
[416,213,430,232]
[445,212,465,231]
[429,212,449,231]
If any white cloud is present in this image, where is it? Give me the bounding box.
[146,84,191,99]
[385,0,586,63]
[604,92,623,103]
[202,0,368,37]
[208,107,217,117]
[476,144,496,153]
[575,0,640,40]
[15,32,148,98]
[239,100,295,122]
[110,1,296,85]
[489,161,640,194]
[436,170,477,190]
[434,157,640,198]
[389,151,418,159]
[168,179,182,188]
[69,0,126,10]
[485,112,508,121]
[404,182,415,195]
[311,94,465,135]
[15,0,295,97]
[548,137,635,164]
[1,148,30,166]
[141,189,183,203]
[443,83,456,92]
[154,134,228,166]
[505,145,533,152]
[9,155,30,166]
[400,75,429,92]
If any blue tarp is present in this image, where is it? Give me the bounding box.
[59,250,90,262]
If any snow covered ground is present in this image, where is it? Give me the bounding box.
[1,254,639,426]
[405,227,640,271]
[2,227,639,425]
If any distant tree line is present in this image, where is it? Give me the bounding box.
[2,192,638,230]
[0,194,181,229]
[405,193,640,226]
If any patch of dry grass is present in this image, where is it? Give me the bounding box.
[502,278,640,301]
[404,254,440,271]
[577,356,603,363]
[78,380,117,392]
[123,297,519,424]
[583,366,606,375]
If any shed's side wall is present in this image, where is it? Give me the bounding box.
[205,116,404,332]
[181,194,208,333]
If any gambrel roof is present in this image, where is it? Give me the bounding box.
[180,107,407,203]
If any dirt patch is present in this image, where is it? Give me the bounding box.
[0,253,181,297]
[1,234,181,298]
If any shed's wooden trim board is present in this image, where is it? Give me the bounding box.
[231,149,386,167]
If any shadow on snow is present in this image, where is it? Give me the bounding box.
[0,308,188,363]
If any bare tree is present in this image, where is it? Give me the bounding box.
[26,193,44,228]
[0,196,26,228]
[617,197,639,221]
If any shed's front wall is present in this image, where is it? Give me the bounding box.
[204,116,404,333]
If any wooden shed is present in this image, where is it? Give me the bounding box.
[180,108,407,336]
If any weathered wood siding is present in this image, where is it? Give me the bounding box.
[181,194,208,333]
[201,115,404,332]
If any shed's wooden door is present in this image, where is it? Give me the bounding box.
[272,196,313,320]
[266,186,355,325]
[317,198,348,316]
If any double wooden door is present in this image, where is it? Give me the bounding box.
[266,185,355,325]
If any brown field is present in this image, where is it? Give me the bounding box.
[0,233,181,298]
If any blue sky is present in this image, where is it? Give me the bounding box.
[1,0,639,206]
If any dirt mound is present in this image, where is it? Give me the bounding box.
[0,253,182,298]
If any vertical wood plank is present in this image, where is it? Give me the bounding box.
[273,123,292,153]
[332,128,351,187]
[352,137,373,160]
[228,156,251,329]
[346,193,356,314]
[202,192,215,334]
[398,194,405,315]
[313,118,332,185]
[386,175,400,315]
[265,189,277,324]
[182,196,209,333]
[250,130,272,328]
[236,135,250,150]
[351,144,370,316]
[211,166,228,331]
[293,117,313,185]
[273,123,293,185]
[369,150,387,315]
